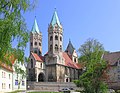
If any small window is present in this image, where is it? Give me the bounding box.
[74,58,76,62]
[9,74,10,79]
[2,83,3,89]
[2,72,3,78]
[41,63,42,68]
[31,59,33,68]
[55,35,58,40]
[31,42,33,46]
[60,36,62,41]
[50,36,53,41]
[55,44,58,51]
[9,84,11,89]
[22,81,25,86]
[34,42,37,45]
[39,42,41,46]
[50,45,52,51]
[15,80,18,85]
[60,45,62,51]
[4,72,5,78]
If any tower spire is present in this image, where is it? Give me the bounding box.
[31,17,40,33]
[50,9,61,27]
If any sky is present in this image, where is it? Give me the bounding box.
[22,0,120,57]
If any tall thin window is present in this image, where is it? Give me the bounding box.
[39,42,41,46]
[55,35,58,40]
[60,36,62,41]
[50,45,52,51]
[31,59,33,68]
[55,44,58,51]
[50,36,53,41]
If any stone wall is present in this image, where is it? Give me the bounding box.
[27,81,77,91]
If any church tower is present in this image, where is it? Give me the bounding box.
[30,17,42,56]
[48,10,63,56]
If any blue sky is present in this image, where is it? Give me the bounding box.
[22,0,120,57]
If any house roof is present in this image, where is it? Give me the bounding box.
[31,52,44,62]
[103,52,120,65]
[0,55,16,72]
[62,52,82,69]
[1,63,13,72]
[50,10,61,27]
[31,17,40,33]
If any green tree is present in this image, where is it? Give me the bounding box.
[74,38,108,93]
[0,0,32,65]
[14,61,26,89]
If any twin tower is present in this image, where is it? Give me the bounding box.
[30,10,63,57]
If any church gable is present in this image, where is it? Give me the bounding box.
[31,52,44,62]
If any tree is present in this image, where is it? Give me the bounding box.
[74,38,108,93]
[14,61,26,89]
[0,0,32,65]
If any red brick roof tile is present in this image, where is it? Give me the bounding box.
[63,52,82,69]
[1,63,13,72]
[31,52,44,62]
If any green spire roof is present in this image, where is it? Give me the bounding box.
[51,10,61,27]
[31,17,40,33]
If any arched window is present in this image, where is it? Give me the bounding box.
[34,42,37,46]
[50,45,52,51]
[39,42,41,46]
[60,45,62,51]
[60,36,62,41]
[74,58,76,63]
[55,35,58,40]
[55,44,58,51]
[50,36,53,41]
[31,59,33,68]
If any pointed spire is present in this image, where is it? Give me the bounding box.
[31,17,40,33]
[50,9,61,27]
[65,39,75,55]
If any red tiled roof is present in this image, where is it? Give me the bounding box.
[103,52,120,65]
[31,52,44,62]
[0,55,16,72]
[62,52,82,69]
[1,63,13,72]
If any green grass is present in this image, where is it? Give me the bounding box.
[8,90,24,93]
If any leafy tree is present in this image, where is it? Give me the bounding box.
[0,0,32,65]
[14,61,26,89]
[74,38,108,93]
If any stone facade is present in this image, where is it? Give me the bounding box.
[27,10,82,82]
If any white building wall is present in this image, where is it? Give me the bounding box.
[0,67,12,92]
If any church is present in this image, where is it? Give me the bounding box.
[27,10,82,82]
